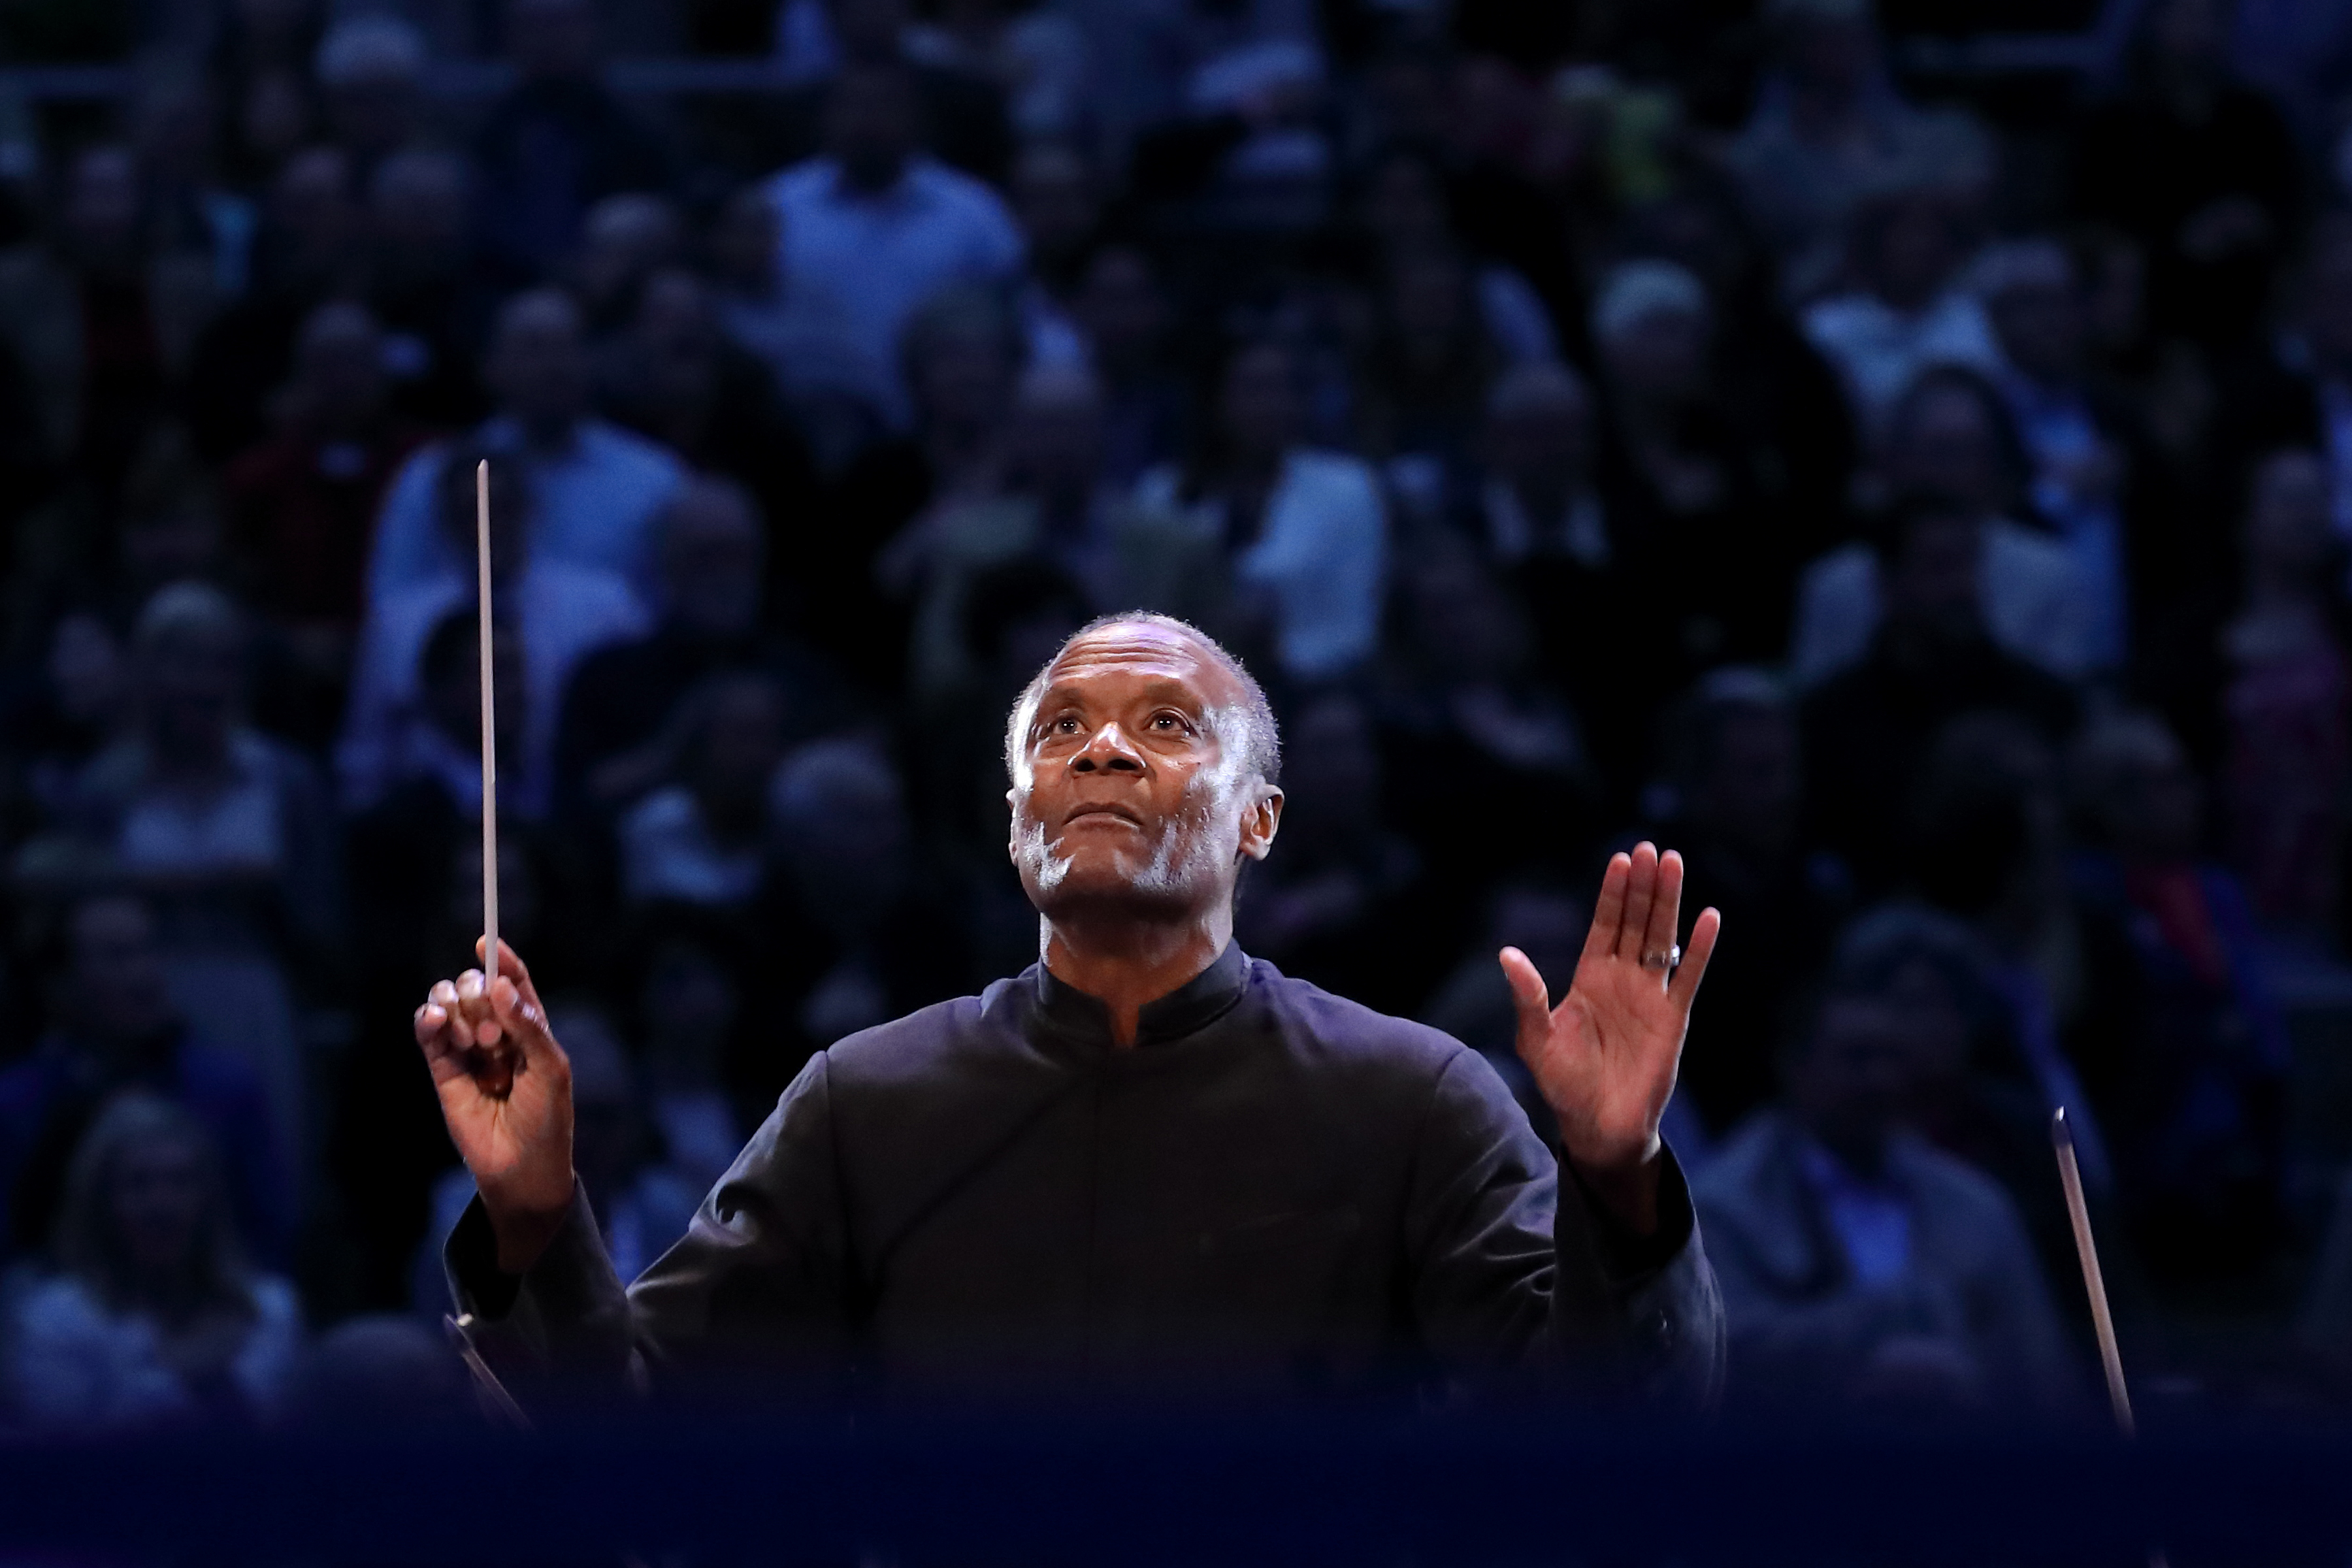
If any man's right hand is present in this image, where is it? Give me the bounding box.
[414,938,576,1275]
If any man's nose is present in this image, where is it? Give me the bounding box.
[1070,722,1144,772]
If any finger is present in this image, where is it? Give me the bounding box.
[1497,947,1554,1064]
[1669,906,1723,1011]
[482,938,547,1018]
[455,969,503,1047]
[488,966,567,1081]
[1641,849,1687,978]
[1615,842,1659,960]
[430,979,474,1051]
[1581,852,1631,963]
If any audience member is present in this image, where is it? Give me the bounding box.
[0,894,289,1269]
[1692,957,2078,1418]
[5,1094,301,1433]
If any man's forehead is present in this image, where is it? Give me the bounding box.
[1037,623,1239,705]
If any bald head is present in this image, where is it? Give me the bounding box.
[1004,614,1279,787]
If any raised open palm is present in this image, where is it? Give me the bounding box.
[1501,843,1719,1183]
[414,938,576,1270]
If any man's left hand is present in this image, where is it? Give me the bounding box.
[1501,843,1719,1235]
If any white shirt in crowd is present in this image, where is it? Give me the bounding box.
[766,155,1025,429]
[1801,289,2003,437]
[1132,449,1388,683]
[363,418,685,615]
[7,1274,302,1434]
[617,785,766,908]
[339,559,648,816]
[1788,518,2093,687]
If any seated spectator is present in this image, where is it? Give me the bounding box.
[414,1002,698,1310]
[2068,711,2290,1281]
[1467,362,1643,800]
[555,476,842,817]
[0,610,132,842]
[0,143,218,482]
[765,0,1015,186]
[1007,139,1105,331]
[36,585,341,1177]
[1977,239,2158,678]
[570,192,681,343]
[1691,962,2078,1419]
[1068,242,1188,489]
[470,0,675,287]
[1375,541,1597,938]
[817,285,1023,683]
[5,1094,302,1433]
[1132,336,1388,684]
[1727,0,1991,301]
[618,672,787,909]
[904,0,1092,142]
[185,144,365,463]
[342,443,646,815]
[766,59,1024,433]
[1801,496,2080,893]
[595,269,819,547]
[1799,171,2001,440]
[1793,368,2091,685]
[2070,0,2302,353]
[1358,245,1509,475]
[1233,692,1430,1017]
[1354,142,1558,367]
[221,301,430,750]
[312,14,428,184]
[756,738,969,1082]
[623,917,753,1189]
[365,288,685,610]
[1590,259,1798,678]
[365,149,493,430]
[1646,670,1850,1137]
[0,894,289,1270]
[2218,449,2352,931]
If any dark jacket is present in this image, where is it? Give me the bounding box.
[449,945,1724,1407]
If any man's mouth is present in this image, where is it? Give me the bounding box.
[1063,803,1143,828]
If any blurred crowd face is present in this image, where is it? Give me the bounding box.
[827,66,921,193]
[1483,366,1594,500]
[2080,720,2203,864]
[61,147,145,274]
[1008,623,1279,924]
[577,194,680,319]
[1599,303,1708,406]
[1406,553,1527,685]
[774,747,914,924]
[1789,996,1914,1170]
[1857,191,1961,313]
[1384,248,1473,365]
[1881,508,1985,648]
[1011,143,1098,278]
[1004,367,1107,504]
[67,896,176,1051]
[510,0,600,80]
[487,290,591,438]
[269,145,359,287]
[289,302,387,434]
[109,1127,214,1288]
[1217,344,1305,471]
[1362,153,1451,252]
[1073,247,1168,382]
[709,186,781,294]
[142,619,243,770]
[1688,702,1802,864]
[2246,449,2334,584]
[642,938,738,1075]
[370,150,468,279]
[47,613,127,732]
[661,482,765,638]
[1987,261,2086,386]
[1886,380,2008,515]
[910,312,1015,436]
[690,676,786,838]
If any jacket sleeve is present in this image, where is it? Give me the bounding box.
[446,1052,858,1403]
[1404,1049,1725,1408]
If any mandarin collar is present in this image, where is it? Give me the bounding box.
[1031,941,1250,1049]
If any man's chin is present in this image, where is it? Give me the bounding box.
[1025,851,1193,916]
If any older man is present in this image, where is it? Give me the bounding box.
[420,615,1724,1401]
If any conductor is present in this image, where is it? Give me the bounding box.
[419,615,1726,1402]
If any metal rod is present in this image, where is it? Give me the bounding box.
[2053,1107,2133,1435]
[476,459,498,988]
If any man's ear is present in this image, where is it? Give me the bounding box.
[1239,785,1284,861]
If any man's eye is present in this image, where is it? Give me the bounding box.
[1152,713,1189,732]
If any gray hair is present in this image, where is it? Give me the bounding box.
[1003,613,1281,786]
